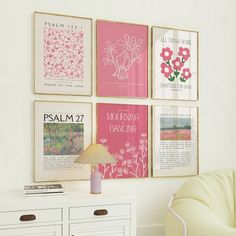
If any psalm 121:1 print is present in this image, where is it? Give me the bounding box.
[34,12,92,95]
[152,26,198,100]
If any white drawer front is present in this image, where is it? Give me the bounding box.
[0,208,62,226]
[70,204,130,220]
[0,225,62,236]
[70,220,130,236]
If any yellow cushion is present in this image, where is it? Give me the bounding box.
[165,169,236,236]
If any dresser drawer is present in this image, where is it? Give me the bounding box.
[70,204,130,220]
[0,208,62,226]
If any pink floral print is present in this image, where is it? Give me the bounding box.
[161,63,173,78]
[171,57,183,71]
[178,47,190,61]
[160,46,192,82]
[160,47,173,61]
[43,27,84,80]
[181,68,192,80]
[98,133,148,178]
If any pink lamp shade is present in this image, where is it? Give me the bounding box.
[75,144,116,194]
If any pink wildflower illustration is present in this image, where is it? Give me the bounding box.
[178,47,190,61]
[181,68,192,80]
[98,134,148,179]
[161,63,173,78]
[171,57,184,71]
[160,46,192,82]
[160,47,173,61]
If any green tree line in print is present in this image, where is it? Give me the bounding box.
[160,117,191,141]
[44,123,84,155]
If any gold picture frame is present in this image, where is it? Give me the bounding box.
[96,19,148,98]
[34,101,92,181]
[34,12,92,96]
[152,105,199,177]
[152,26,199,100]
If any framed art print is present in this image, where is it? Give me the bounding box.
[97,103,148,178]
[35,101,92,181]
[152,26,198,100]
[97,20,148,98]
[34,12,92,95]
[152,106,198,177]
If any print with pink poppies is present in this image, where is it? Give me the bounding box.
[160,47,191,82]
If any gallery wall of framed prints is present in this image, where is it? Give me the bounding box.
[33,11,199,181]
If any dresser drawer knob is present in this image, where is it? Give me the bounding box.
[20,214,36,221]
[94,209,108,216]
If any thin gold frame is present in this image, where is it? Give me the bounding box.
[151,105,199,178]
[96,102,149,179]
[96,19,149,99]
[34,100,93,182]
[34,12,93,96]
[151,25,199,101]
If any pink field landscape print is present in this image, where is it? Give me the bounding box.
[160,117,191,141]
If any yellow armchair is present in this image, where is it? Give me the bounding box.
[165,169,236,236]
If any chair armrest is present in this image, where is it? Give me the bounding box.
[165,198,236,236]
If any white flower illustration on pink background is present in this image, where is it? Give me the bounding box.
[98,133,148,178]
[103,34,143,80]
[43,28,84,80]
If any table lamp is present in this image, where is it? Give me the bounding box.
[75,144,116,194]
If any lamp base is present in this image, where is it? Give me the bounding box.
[90,167,102,194]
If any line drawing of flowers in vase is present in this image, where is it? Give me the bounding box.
[98,133,148,178]
[103,34,143,80]
[160,47,191,82]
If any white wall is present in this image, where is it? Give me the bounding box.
[1,0,236,235]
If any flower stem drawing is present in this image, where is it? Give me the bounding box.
[98,134,148,179]
[103,34,143,80]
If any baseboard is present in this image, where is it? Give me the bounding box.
[137,224,165,236]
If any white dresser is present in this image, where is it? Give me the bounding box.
[0,190,136,236]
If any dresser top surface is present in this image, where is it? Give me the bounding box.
[0,188,135,211]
